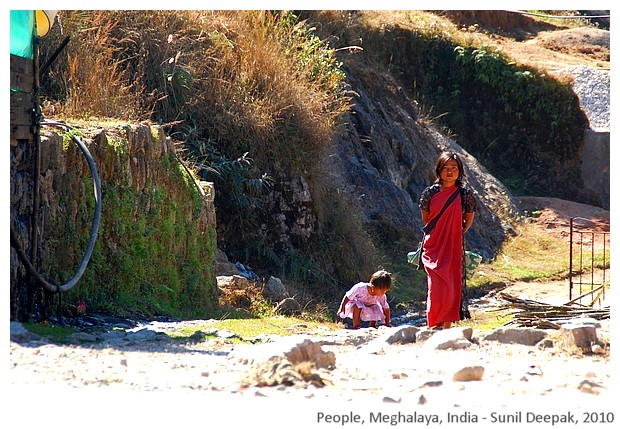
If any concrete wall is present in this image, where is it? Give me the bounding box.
[580,129,610,210]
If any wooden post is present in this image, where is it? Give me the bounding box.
[10,53,37,321]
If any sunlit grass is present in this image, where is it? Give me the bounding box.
[22,322,77,343]
[469,222,571,287]
[460,309,513,331]
[166,316,342,341]
[525,10,594,28]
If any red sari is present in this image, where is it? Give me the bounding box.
[422,186,463,327]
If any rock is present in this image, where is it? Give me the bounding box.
[382,394,402,403]
[384,326,419,344]
[217,274,256,291]
[422,327,473,351]
[215,248,240,276]
[459,326,474,340]
[229,336,335,369]
[214,329,238,339]
[559,323,598,353]
[240,357,302,387]
[275,297,301,316]
[482,327,547,346]
[125,328,169,342]
[69,332,99,342]
[240,356,330,388]
[361,326,420,354]
[536,338,554,349]
[284,339,336,369]
[188,330,208,342]
[10,322,43,343]
[263,276,290,302]
[415,329,435,342]
[100,329,128,344]
[238,337,335,389]
[452,365,485,382]
[578,379,606,395]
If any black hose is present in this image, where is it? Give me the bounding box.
[40,36,70,76]
[10,118,102,293]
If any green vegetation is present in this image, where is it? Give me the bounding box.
[167,316,341,341]
[468,221,609,288]
[22,322,77,343]
[525,10,594,28]
[466,309,513,331]
[473,223,571,284]
[309,10,589,201]
[42,130,218,320]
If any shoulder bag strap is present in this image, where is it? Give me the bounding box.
[422,187,461,234]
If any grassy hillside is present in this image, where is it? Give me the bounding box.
[40,10,376,316]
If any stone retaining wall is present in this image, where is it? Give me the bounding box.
[10,123,218,321]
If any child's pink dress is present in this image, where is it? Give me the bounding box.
[338,282,389,322]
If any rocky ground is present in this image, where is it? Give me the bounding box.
[7,306,612,429]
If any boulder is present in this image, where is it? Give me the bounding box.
[275,297,301,316]
[482,327,547,346]
[263,276,290,302]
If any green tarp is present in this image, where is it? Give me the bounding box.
[10,10,35,59]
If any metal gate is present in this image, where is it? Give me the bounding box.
[567,217,610,307]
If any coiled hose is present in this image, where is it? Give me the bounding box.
[10,118,102,293]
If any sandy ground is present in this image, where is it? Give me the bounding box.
[7,318,613,429]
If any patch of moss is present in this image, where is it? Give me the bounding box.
[49,128,218,320]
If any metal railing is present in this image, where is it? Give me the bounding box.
[567,217,610,307]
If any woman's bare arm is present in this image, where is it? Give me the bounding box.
[463,212,475,233]
[421,210,429,227]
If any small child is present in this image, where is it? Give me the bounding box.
[337,270,392,329]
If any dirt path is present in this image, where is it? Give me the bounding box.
[8,318,612,429]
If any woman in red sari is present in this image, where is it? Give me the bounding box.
[419,152,476,329]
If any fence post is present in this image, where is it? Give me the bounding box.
[569,217,574,301]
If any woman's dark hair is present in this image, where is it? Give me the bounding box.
[370,270,392,290]
[434,151,465,186]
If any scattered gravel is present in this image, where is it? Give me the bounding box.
[9,315,612,429]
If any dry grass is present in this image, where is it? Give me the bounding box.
[41,11,346,163]
[46,13,139,119]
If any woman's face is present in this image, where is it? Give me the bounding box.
[440,159,459,186]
